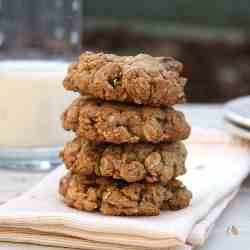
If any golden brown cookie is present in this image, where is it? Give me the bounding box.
[61,138,187,184]
[63,52,186,106]
[59,173,192,216]
[61,97,190,144]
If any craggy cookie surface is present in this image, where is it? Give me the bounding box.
[63,52,186,106]
[61,97,191,144]
[59,173,192,216]
[61,138,187,184]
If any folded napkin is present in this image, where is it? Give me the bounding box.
[0,129,249,250]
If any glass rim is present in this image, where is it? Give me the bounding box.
[0,60,69,73]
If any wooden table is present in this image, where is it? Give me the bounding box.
[0,104,249,250]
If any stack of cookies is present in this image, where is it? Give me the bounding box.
[59,52,192,216]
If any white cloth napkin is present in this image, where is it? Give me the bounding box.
[0,129,249,250]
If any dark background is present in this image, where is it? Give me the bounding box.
[1,0,250,102]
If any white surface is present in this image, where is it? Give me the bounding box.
[1,130,248,250]
[0,104,249,250]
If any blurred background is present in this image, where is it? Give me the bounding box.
[1,0,250,102]
[1,0,250,170]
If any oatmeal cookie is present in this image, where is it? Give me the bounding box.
[61,97,190,144]
[63,52,186,106]
[59,173,192,216]
[61,138,187,184]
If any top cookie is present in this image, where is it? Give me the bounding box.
[63,52,186,106]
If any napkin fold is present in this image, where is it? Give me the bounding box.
[0,129,249,250]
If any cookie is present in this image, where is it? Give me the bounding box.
[59,173,192,216]
[61,97,191,144]
[63,52,186,106]
[60,138,187,184]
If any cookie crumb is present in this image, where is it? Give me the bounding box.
[227,225,240,236]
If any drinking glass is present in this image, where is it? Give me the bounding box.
[0,0,82,170]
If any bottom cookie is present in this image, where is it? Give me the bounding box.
[59,173,192,216]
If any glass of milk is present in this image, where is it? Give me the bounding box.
[0,61,77,170]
